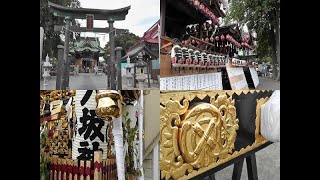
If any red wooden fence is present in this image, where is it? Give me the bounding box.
[48,158,117,180]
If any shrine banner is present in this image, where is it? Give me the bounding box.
[72,90,109,160]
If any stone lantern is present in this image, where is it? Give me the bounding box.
[124,55,134,87]
[134,52,147,89]
[42,54,52,89]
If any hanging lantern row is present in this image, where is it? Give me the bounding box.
[242,34,250,43]
[186,0,220,25]
[241,42,254,50]
[226,34,242,48]
[232,58,247,66]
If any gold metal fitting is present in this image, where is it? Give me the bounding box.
[95,90,122,121]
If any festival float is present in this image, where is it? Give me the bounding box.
[40,90,149,180]
[160,0,259,90]
[160,90,280,179]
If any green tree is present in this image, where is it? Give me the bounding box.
[40,0,81,60]
[226,0,280,81]
[103,32,140,61]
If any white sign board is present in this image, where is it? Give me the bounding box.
[160,72,223,90]
[249,67,259,88]
[226,67,249,90]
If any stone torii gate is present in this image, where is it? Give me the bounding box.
[48,1,130,90]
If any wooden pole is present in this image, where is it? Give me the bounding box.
[62,159,67,180]
[56,45,64,90]
[62,17,72,90]
[146,58,151,88]
[53,158,57,180]
[160,0,166,36]
[107,160,110,180]
[73,160,78,180]
[94,151,102,180]
[115,47,123,90]
[57,158,62,180]
[68,159,73,180]
[80,160,84,180]
[40,27,44,80]
[86,161,91,180]
[102,160,106,180]
[108,20,116,89]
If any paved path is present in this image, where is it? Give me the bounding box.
[256,77,280,90]
[40,73,109,90]
[40,73,160,90]
[206,143,280,180]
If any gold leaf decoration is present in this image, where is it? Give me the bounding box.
[160,93,239,179]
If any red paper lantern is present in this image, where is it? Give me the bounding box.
[215,36,219,41]
[205,37,209,42]
[210,36,214,42]
[199,3,204,10]
[220,34,225,41]
[226,34,231,41]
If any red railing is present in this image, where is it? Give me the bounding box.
[48,158,117,180]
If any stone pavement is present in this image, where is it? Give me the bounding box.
[256,76,280,90]
[121,75,160,90]
[40,73,109,90]
[40,73,160,90]
[205,143,280,180]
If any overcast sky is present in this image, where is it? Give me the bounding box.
[77,0,159,49]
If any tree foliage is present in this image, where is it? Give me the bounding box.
[103,32,140,60]
[40,0,81,59]
[226,0,280,80]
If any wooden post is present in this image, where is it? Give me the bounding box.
[115,47,123,90]
[106,160,109,180]
[86,161,91,180]
[108,20,116,89]
[160,0,166,36]
[40,27,44,80]
[113,159,116,179]
[68,159,73,180]
[62,17,72,90]
[246,154,258,180]
[65,54,72,89]
[133,64,137,88]
[232,159,244,180]
[94,151,102,180]
[73,160,78,180]
[53,158,57,180]
[57,158,62,180]
[147,59,151,88]
[62,159,67,180]
[80,160,84,180]
[102,160,106,180]
[56,45,64,89]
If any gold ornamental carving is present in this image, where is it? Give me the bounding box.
[160,94,239,180]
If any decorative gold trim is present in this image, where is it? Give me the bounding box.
[160,90,272,105]
[255,97,269,143]
[160,94,239,180]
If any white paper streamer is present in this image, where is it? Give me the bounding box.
[113,117,125,180]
